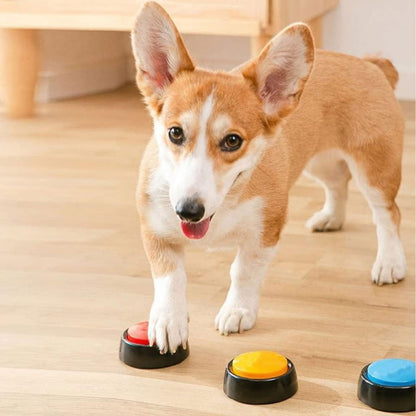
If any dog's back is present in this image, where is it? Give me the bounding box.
[242,49,404,217]
[276,50,404,187]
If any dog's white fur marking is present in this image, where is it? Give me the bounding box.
[148,263,188,354]
[215,243,278,335]
[169,92,218,217]
[211,113,232,138]
[146,168,266,247]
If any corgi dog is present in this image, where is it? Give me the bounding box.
[131,2,406,353]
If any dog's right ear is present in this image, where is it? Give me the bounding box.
[131,2,194,111]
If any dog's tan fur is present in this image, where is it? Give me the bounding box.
[243,50,404,246]
[131,2,406,352]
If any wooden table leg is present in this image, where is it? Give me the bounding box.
[0,29,39,118]
[307,16,322,49]
[250,15,321,60]
[250,34,271,59]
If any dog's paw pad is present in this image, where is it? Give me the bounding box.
[215,305,256,336]
[306,210,344,232]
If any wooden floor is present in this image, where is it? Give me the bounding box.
[0,85,414,415]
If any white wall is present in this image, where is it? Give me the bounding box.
[36,0,415,101]
[322,0,415,100]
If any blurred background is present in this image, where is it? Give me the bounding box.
[5,0,414,108]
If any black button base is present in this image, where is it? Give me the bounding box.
[358,364,415,412]
[223,358,298,405]
[119,329,189,369]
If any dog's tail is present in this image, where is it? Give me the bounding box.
[364,56,399,90]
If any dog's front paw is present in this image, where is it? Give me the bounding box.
[148,301,188,354]
[306,209,344,232]
[215,301,257,336]
[372,247,406,285]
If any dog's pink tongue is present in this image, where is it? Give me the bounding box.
[181,218,210,239]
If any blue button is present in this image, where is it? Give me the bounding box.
[367,359,415,387]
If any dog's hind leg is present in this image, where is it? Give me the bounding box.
[304,150,351,231]
[343,152,406,285]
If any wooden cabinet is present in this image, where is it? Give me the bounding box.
[0,0,338,117]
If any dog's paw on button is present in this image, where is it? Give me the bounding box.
[119,321,189,369]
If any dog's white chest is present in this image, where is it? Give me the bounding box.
[199,196,264,248]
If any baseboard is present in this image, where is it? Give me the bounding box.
[36,56,129,102]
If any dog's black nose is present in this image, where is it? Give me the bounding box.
[175,198,205,222]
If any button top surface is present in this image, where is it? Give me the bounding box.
[367,358,415,387]
[126,321,149,345]
[231,351,288,380]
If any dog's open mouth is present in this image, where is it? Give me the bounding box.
[180,215,213,239]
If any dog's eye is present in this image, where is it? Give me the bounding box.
[220,134,243,152]
[168,127,185,145]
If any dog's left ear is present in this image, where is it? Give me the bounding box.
[131,2,194,110]
[241,23,314,120]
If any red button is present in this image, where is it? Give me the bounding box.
[127,321,149,345]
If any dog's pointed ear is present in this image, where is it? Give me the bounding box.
[241,23,314,119]
[131,2,194,109]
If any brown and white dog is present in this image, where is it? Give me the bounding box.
[131,2,406,353]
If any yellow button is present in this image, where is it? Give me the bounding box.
[231,351,288,379]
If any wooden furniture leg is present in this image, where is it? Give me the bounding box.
[0,29,39,117]
[250,34,271,58]
[307,16,322,48]
[250,16,321,60]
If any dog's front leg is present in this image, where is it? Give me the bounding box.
[215,242,278,335]
[142,229,188,354]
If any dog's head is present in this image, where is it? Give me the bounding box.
[132,2,314,239]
